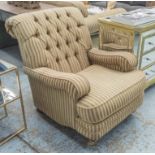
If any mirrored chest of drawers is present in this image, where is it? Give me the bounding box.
[99,16,155,89]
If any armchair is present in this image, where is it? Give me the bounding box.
[5,7,145,144]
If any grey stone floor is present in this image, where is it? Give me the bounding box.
[0,44,155,153]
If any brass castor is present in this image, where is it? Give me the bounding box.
[87,140,97,146]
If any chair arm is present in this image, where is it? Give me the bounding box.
[88,48,137,72]
[24,67,90,100]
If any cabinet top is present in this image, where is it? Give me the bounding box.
[98,8,155,33]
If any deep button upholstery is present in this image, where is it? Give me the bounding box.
[6,8,92,72]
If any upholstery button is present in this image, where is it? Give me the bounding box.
[56,57,59,62]
[56,42,60,48]
[56,14,60,19]
[47,30,50,35]
[46,16,49,20]
[66,40,69,45]
[57,28,60,33]
[46,45,50,50]
[76,37,79,42]
[66,12,70,17]
[65,54,68,59]
[67,25,70,30]
[34,17,38,22]
[35,32,39,37]
[75,52,78,56]
[77,23,81,27]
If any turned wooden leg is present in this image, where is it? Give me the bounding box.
[87,139,97,146]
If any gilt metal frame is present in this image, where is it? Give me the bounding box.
[0,61,27,146]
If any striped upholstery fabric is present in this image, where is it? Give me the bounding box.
[76,93,143,140]
[88,48,137,72]
[25,67,90,100]
[6,7,92,71]
[77,65,145,123]
[6,8,146,142]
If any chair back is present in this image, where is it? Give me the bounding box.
[6,7,92,73]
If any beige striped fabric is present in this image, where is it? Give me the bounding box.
[89,48,137,72]
[6,7,92,71]
[27,74,76,128]
[77,65,145,123]
[25,67,90,100]
[76,93,143,140]
[6,7,146,142]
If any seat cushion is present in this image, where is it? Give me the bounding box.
[77,65,145,123]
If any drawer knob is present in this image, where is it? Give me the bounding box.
[146,57,151,61]
[148,42,154,45]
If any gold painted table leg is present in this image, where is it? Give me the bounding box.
[0,67,27,145]
[0,127,25,146]
[15,70,27,130]
[0,106,8,120]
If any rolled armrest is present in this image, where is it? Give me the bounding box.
[88,48,137,72]
[24,67,90,99]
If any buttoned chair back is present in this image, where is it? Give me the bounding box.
[6,8,92,73]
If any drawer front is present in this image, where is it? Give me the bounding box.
[99,23,134,52]
[141,51,155,70]
[144,64,155,81]
[142,35,155,55]
[139,29,155,70]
